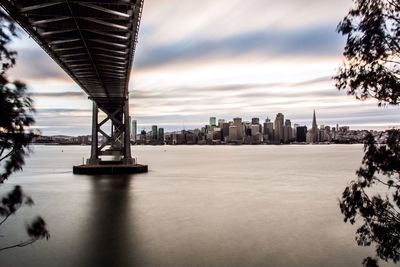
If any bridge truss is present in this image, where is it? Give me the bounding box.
[0,0,144,164]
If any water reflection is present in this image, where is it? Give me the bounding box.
[79,175,136,267]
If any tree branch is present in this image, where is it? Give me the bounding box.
[0,149,13,162]
[0,212,12,226]
[0,238,38,252]
[372,176,400,189]
[0,146,5,159]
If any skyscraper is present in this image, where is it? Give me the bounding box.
[151,125,158,141]
[158,128,164,143]
[222,122,230,141]
[251,118,260,125]
[233,117,243,140]
[229,125,238,141]
[274,113,284,143]
[263,118,274,143]
[131,119,137,142]
[310,110,319,143]
[210,117,217,126]
[293,123,299,140]
[283,119,292,143]
[296,126,307,142]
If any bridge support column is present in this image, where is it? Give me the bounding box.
[123,97,134,164]
[74,97,147,174]
[87,101,100,165]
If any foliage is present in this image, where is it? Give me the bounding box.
[0,79,36,183]
[335,0,400,266]
[0,9,49,251]
[0,186,49,252]
[334,0,400,106]
[0,10,17,72]
[339,130,400,265]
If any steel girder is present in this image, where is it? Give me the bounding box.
[0,0,143,103]
[89,98,132,163]
[0,0,143,163]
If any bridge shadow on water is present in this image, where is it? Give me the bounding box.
[78,174,138,267]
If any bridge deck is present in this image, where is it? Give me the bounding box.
[0,0,143,103]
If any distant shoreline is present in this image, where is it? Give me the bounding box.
[32,142,364,146]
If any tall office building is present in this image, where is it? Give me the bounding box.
[233,117,243,140]
[293,123,299,140]
[140,130,147,145]
[218,119,225,127]
[296,126,307,142]
[251,118,260,125]
[210,117,217,126]
[130,118,137,142]
[274,113,284,142]
[250,124,260,136]
[252,117,262,133]
[263,118,274,142]
[229,125,238,141]
[222,122,230,140]
[158,128,164,143]
[151,125,158,141]
[283,119,292,143]
[310,110,319,143]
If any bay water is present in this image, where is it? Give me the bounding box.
[0,145,395,267]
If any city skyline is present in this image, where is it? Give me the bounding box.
[6,0,400,135]
[134,110,363,145]
[34,110,376,145]
[133,109,394,134]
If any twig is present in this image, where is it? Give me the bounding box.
[0,238,38,252]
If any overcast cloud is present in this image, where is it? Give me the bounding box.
[6,0,400,135]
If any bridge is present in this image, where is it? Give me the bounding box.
[0,0,147,173]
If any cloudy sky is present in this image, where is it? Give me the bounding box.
[7,0,400,135]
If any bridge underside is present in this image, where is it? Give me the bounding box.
[0,0,145,166]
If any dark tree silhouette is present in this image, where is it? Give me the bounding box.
[0,10,49,251]
[0,79,35,183]
[0,10,17,72]
[335,0,400,106]
[0,186,49,252]
[335,0,400,266]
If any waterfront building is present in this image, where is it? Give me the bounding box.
[130,119,137,142]
[222,122,230,141]
[251,118,262,133]
[283,119,292,143]
[296,126,307,142]
[158,128,165,143]
[263,118,274,143]
[229,125,238,141]
[310,110,319,143]
[251,124,260,136]
[213,128,222,141]
[251,118,260,125]
[274,113,284,143]
[293,123,299,140]
[233,117,243,140]
[151,125,158,141]
[140,130,147,145]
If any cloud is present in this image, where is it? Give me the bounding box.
[135,25,345,69]
[31,91,86,98]
[8,48,70,82]
[130,76,334,103]
[7,0,397,135]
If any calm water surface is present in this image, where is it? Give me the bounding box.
[0,145,395,267]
